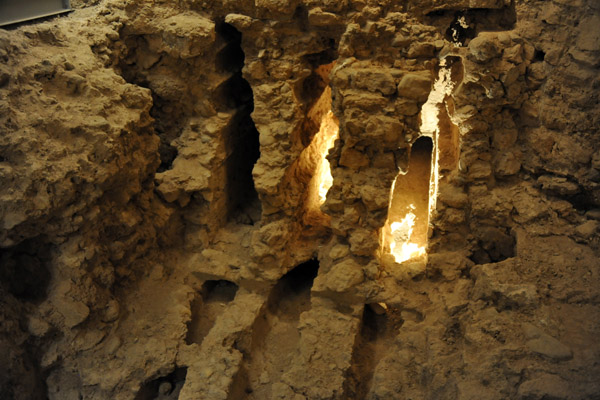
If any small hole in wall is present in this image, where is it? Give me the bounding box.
[275,258,319,297]
[533,49,545,62]
[446,11,475,46]
[436,7,517,46]
[0,237,52,303]
[470,227,515,264]
[185,280,238,346]
[134,367,187,400]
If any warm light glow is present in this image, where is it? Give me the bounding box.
[316,111,339,204]
[420,60,456,219]
[388,207,426,263]
[381,59,456,265]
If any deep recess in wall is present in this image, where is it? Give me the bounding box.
[134,367,187,400]
[231,259,319,399]
[151,93,184,172]
[294,52,339,232]
[0,322,49,400]
[215,22,261,223]
[186,280,238,346]
[470,227,515,264]
[298,50,337,147]
[425,6,517,46]
[383,137,434,264]
[116,36,184,173]
[343,304,404,399]
[0,237,51,302]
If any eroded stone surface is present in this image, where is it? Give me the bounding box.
[0,0,599,399]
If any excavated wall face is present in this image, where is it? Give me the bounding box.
[0,0,599,399]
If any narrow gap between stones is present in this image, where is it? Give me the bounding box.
[134,367,188,400]
[470,227,516,264]
[232,259,320,400]
[116,35,182,173]
[342,303,404,399]
[185,280,238,346]
[214,22,261,224]
[294,49,340,233]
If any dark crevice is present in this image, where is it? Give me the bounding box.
[533,49,546,62]
[0,311,49,400]
[297,50,337,147]
[185,280,238,346]
[343,304,403,400]
[134,367,188,400]
[293,5,310,32]
[150,92,183,173]
[116,35,188,172]
[214,22,261,223]
[299,49,337,104]
[0,237,52,303]
[470,227,516,264]
[233,259,319,398]
[268,259,320,306]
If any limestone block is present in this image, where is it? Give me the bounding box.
[494,151,521,177]
[537,175,579,196]
[577,15,600,51]
[407,42,435,58]
[468,33,501,63]
[471,262,539,310]
[359,184,390,211]
[517,373,571,400]
[397,71,433,102]
[224,14,258,30]
[255,0,299,15]
[156,14,215,59]
[438,185,468,208]
[339,146,369,169]
[342,90,388,111]
[50,282,90,328]
[467,160,492,179]
[314,258,364,293]
[575,220,599,239]
[329,244,350,260]
[523,323,573,361]
[351,68,397,96]
[349,228,379,256]
[308,8,341,26]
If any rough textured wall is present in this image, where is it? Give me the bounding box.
[0,0,599,399]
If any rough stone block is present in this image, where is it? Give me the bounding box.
[397,71,433,102]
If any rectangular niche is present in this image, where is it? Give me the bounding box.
[381,136,433,265]
[380,57,461,269]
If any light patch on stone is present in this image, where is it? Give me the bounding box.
[316,111,339,204]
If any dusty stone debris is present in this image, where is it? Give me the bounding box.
[0,0,599,399]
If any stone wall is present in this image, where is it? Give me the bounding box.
[0,0,599,399]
